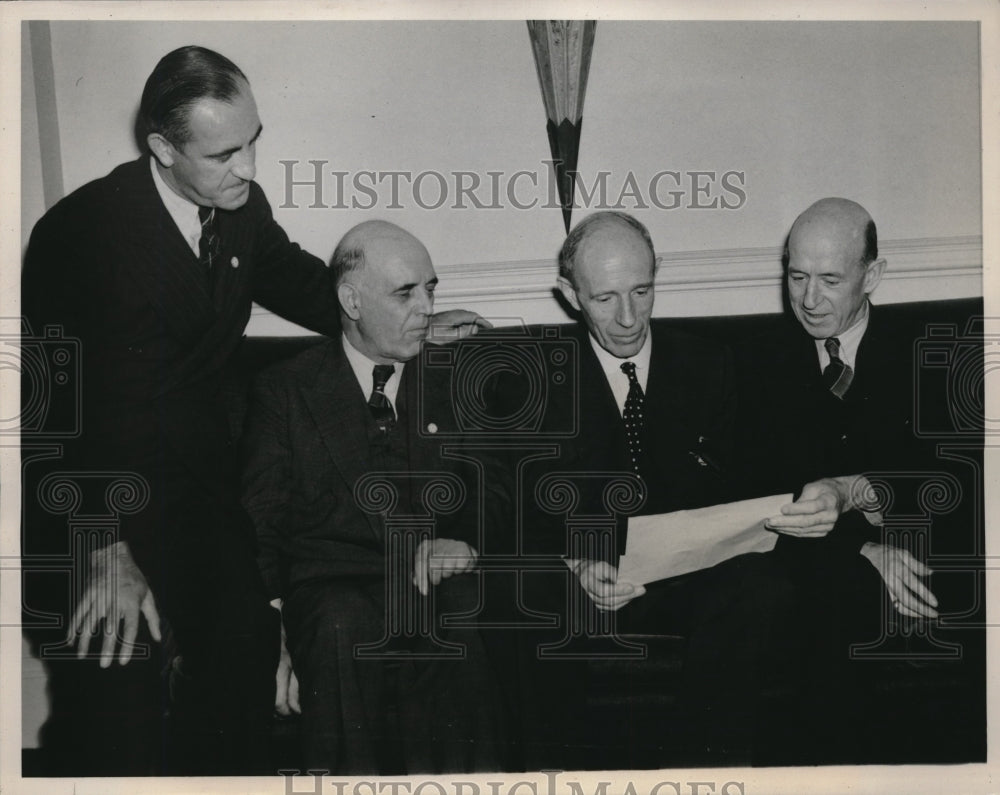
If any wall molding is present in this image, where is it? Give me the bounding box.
[248,234,983,335]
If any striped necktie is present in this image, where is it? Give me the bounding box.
[621,361,645,481]
[823,337,853,399]
[197,206,220,270]
[368,364,396,432]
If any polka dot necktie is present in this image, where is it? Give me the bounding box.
[621,361,645,481]
[197,206,220,270]
[368,364,396,432]
[822,337,853,399]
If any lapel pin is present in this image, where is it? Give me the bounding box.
[230,256,239,268]
[426,422,438,434]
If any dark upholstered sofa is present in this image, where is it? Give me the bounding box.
[22,296,986,774]
[235,296,985,771]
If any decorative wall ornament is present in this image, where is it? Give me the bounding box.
[527,20,597,233]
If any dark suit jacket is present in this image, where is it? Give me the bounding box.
[21,156,341,585]
[734,305,951,557]
[491,322,735,564]
[240,339,482,601]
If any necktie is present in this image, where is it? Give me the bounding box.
[823,337,853,399]
[368,364,396,432]
[621,361,645,481]
[197,206,220,270]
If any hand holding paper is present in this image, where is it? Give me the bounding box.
[764,478,849,537]
[569,559,646,611]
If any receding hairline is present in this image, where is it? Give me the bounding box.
[330,221,429,287]
[559,211,655,283]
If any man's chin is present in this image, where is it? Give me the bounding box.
[795,312,833,339]
[217,186,251,210]
[605,332,646,358]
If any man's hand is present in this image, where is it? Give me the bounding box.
[427,309,493,343]
[860,542,939,619]
[272,601,301,717]
[68,541,161,668]
[766,477,848,537]
[412,538,478,596]
[568,559,645,612]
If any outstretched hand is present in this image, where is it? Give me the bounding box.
[428,309,493,343]
[68,541,161,668]
[861,542,939,619]
[765,478,846,537]
[412,538,478,596]
[570,559,645,612]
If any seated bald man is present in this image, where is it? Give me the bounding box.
[735,197,981,763]
[241,221,502,774]
[741,198,937,613]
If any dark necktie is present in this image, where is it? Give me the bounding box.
[368,364,396,432]
[621,361,645,481]
[197,206,220,270]
[823,337,853,399]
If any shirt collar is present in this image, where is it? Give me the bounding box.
[149,155,202,256]
[815,301,869,371]
[342,334,404,408]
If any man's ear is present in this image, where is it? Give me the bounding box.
[337,282,361,321]
[556,275,581,312]
[147,133,177,168]
[863,257,887,295]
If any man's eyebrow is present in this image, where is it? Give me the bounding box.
[207,124,263,158]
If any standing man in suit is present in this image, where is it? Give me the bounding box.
[21,46,483,775]
[240,220,502,775]
[734,197,981,763]
[493,211,846,767]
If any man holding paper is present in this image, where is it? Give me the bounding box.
[496,211,850,765]
[734,197,980,763]
[739,197,939,616]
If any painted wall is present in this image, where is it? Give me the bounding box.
[22,19,982,329]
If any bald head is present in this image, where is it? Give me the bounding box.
[331,220,429,286]
[785,198,886,339]
[788,198,877,271]
[332,220,437,364]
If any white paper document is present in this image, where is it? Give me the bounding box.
[616,493,793,586]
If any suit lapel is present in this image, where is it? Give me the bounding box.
[401,363,434,478]
[574,329,625,466]
[115,158,217,347]
[846,305,889,403]
[643,328,686,448]
[301,342,384,542]
[210,205,254,319]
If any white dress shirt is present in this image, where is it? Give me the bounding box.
[814,302,870,372]
[150,156,203,257]
[342,334,403,413]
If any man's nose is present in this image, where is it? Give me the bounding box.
[416,287,434,315]
[617,298,636,328]
[803,279,821,308]
[231,147,256,181]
